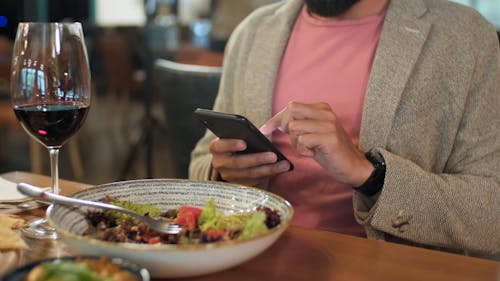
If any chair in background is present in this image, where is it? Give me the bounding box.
[154,59,221,178]
[96,29,145,126]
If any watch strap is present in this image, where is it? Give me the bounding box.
[354,151,386,196]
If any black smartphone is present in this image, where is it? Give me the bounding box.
[193,108,293,171]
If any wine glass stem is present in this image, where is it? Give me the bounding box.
[49,148,60,195]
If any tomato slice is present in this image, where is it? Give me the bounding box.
[148,236,162,244]
[174,206,202,231]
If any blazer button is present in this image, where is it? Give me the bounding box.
[398,224,409,233]
[391,210,412,228]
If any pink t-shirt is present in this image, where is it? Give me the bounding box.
[270,7,385,236]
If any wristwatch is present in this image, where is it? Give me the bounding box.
[354,150,386,196]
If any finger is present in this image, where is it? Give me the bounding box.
[260,102,334,135]
[296,130,353,160]
[219,160,291,183]
[260,101,315,135]
[210,138,247,154]
[212,151,279,171]
[289,120,337,157]
[288,118,337,136]
[260,108,288,135]
[296,140,315,157]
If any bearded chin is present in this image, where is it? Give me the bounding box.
[304,0,360,17]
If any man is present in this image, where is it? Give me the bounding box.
[189,0,499,259]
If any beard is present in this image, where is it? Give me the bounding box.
[304,0,360,17]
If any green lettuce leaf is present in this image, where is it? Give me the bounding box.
[238,211,268,240]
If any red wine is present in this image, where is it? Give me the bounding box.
[14,104,89,147]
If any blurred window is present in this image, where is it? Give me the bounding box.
[95,0,146,27]
[450,0,500,29]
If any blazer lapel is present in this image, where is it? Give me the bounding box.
[243,0,303,125]
[360,0,431,150]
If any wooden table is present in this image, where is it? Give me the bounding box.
[1,171,498,281]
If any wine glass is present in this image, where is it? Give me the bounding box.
[10,22,91,239]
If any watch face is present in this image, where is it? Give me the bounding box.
[366,151,385,167]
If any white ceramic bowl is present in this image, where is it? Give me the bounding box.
[46,179,293,278]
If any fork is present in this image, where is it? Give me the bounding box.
[17,182,182,234]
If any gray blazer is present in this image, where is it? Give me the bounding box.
[189,0,500,258]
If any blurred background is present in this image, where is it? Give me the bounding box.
[0,0,498,185]
[0,0,276,184]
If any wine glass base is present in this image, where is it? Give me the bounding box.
[21,218,58,240]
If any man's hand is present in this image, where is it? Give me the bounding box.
[209,138,291,186]
[260,102,373,186]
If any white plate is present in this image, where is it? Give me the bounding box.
[0,177,50,203]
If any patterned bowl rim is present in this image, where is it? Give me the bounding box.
[46,178,294,251]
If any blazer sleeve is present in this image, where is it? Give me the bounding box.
[354,22,500,258]
[188,15,250,181]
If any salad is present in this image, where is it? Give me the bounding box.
[84,197,281,245]
[24,257,138,281]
